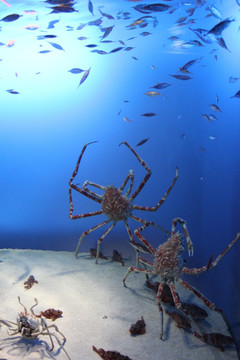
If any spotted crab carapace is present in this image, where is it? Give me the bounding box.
[68,141,178,263]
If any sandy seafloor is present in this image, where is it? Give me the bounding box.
[0,249,238,360]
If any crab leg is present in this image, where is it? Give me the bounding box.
[134,223,156,255]
[156,282,166,339]
[182,232,240,275]
[123,266,155,287]
[18,296,27,314]
[75,219,110,258]
[131,215,169,235]
[119,141,152,201]
[118,170,135,197]
[96,223,116,263]
[132,167,178,211]
[69,141,97,187]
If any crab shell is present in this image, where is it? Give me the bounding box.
[153,232,184,280]
[17,312,41,338]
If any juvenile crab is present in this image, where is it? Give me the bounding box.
[123,219,240,339]
[69,141,179,263]
[0,297,71,359]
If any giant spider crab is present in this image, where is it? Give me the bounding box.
[0,297,71,359]
[123,219,240,339]
[69,141,179,263]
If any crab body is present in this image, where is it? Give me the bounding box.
[153,232,184,281]
[102,185,133,222]
[17,312,40,338]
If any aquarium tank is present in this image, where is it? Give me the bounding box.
[0,0,240,357]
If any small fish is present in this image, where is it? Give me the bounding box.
[124,47,135,51]
[24,24,40,30]
[38,50,51,54]
[136,138,149,146]
[176,16,187,24]
[98,9,114,20]
[1,14,21,22]
[134,3,171,13]
[88,0,94,15]
[145,91,162,97]
[193,331,234,352]
[165,309,191,330]
[5,39,15,47]
[123,116,131,122]
[50,5,76,13]
[209,104,222,112]
[88,18,102,26]
[209,135,216,140]
[78,36,88,40]
[76,24,86,30]
[48,41,64,51]
[229,76,239,83]
[207,18,234,36]
[207,4,222,19]
[91,50,108,55]
[109,47,124,53]
[23,10,38,15]
[47,20,59,29]
[141,113,157,117]
[217,37,230,52]
[101,26,114,40]
[151,82,171,89]
[140,31,151,36]
[85,44,97,48]
[6,89,19,94]
[209,114,217,121]
[68,68,84,74]
[178,57,203,73]
[200,147,207,152]
[43,35,57,39]
[77,67,91,88]
[231,90,240,99]
[170,74,192,80]
[201,114,211,122]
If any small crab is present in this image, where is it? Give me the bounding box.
[123,218,240,339]
[69,141,178,263]
[0,297,71,359]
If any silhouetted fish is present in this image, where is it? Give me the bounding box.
[151,82,171,89]
[101,26,114,40]
[1,13,21,22]
[209,104,222,112]
[109,47,124,53]
[47,20,59,29]
[77,68,91,88]
[48,41,64,51]
[170,74,192,80]
[141,113,157,117]
[231,90,240,99]
[136,138,149,146]
[68,68,84,74]
[207,18,234,35]
[6,89,19,94]
[88,0,94,15]
[50,5,76,13]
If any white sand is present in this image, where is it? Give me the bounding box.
[0,249,238,360]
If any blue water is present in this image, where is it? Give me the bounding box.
[1,0,240,349]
